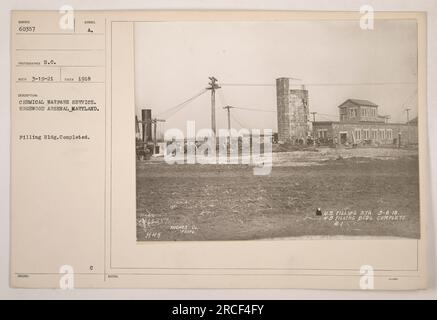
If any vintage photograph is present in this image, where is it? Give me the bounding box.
[134,20,420,241]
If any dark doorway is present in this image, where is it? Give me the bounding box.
[340,132,347,145]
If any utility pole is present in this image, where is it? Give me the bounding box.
[207,76,220,136]
[152,118,166,155]
[405,108,411,122]
[223,105,234,154]
[405,108,411,146]
[223,105,234,132]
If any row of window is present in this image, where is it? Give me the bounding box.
[354,128,393,141]
[360,107,377,118]
[340,107,377,119]
[317,129,328,139]
[349,108,358,118]
[316,128,394,141]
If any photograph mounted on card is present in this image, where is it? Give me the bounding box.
[10,10,429,289]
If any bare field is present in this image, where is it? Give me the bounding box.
[136,148,420,241]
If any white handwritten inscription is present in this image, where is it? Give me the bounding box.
[137,212,199,239]
[323,210,406,227]
[170,225,199,234]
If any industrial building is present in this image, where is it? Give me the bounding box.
[312,99,418,146]
[275,77,418,146]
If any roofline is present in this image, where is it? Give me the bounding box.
[337,99,378,108]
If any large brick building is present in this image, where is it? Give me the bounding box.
[312,99,418,146]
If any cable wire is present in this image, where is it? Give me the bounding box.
[221,81,416,87]
[156,89,208,119]
[233,106,276,113]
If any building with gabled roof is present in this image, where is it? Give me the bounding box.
[274,77,418,146]
[312,98,418,146]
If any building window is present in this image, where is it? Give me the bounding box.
[379,129,385,140]
[355,128,361,141]
[387,129,393,140]
[372,129,378,140]
[363,129,370,140]
[317,129,328,139]
[340,108,346,121]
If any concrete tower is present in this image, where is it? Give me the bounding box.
[276,78,310,143]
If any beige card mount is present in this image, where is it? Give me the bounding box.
[10,10,428,289]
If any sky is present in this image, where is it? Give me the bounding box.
[134,20,418,135]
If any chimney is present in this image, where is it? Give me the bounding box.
[141,109,152,142]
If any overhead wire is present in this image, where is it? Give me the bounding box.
[221,81,416,87]
[233,106,275,113]
[230,113,246,129]
[156,89,208,119]
[150,79,417,132]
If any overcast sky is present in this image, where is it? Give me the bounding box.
[135,20,417,134]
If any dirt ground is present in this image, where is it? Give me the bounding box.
[136,147,420,241]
